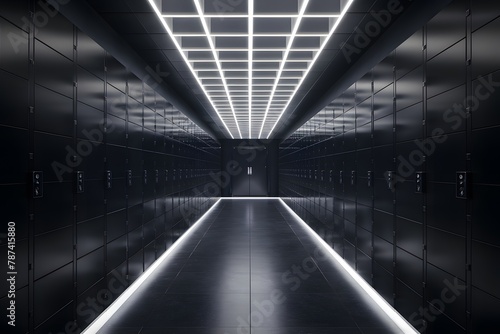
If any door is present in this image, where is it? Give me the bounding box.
[231,146,268,196]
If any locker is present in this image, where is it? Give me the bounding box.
[396,66,423,112]
[34,40,74,98]
[107,209,127,242]
[395,280,423,326]
[426,0,467,60]
[471,72,500,129]
[76,180,105,223]
[426,132,466,183]
[357,226,372,257]
[0,19,29,78]
[0,69,28,128]
[34,227,73,280]
[373,84,394,120]
[76,248,104,295]
[78,67,104,111]
[426,85,466,134]
[373,262,394,305]
[471,287,500,332]
[472,241,500,298]
[106,235,127,272]
[77,29,105,79]
[0,1,29,35]
[396,102,423,142]
[426,40,466,98]
[374,52,394,92]
[426,263,467,329]
[395,248,422,293]
[395,31,422,80]
[107,177,126,212]
[0,126,29,184]
[34,263,73,326]
[356,72,372,105]
[34,182,73,234]
[396,217,423,258]
[427,183,466,235]
[107,84,127,120]
[427,227,466,280]
[472,185,500,246]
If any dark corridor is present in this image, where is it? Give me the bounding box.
[96,199,403,334]
[1,0,499,333]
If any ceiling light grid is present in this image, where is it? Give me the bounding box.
[258,0,310,139]
[265,0,355,139]
[148,0,353,139]
[193,0,243,139]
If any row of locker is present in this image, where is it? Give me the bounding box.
[278,1,500,332]
[279,181,500,334]
[0,196,218,334]
[30,168,221,197]
[280,168,469,198]
[0,3,223,333]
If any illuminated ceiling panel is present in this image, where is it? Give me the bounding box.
[148,0,354,139]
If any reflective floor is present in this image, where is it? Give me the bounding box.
[97,199,403,334]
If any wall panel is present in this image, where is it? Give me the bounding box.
[0,69,29,128]
[279,1,500,332]
[0,18,29,78]
[0,4,221,333]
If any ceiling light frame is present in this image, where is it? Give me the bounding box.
[148,0,353,139]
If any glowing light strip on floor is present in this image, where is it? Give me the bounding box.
[224,197,280,200]
[278,198,419,334]
[81,198,223,334]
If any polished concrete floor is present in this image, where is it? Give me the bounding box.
[97,199,404,334]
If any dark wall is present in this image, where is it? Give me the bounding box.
[279,0,500,333]
[221,140,279,197]
[0,1,220,333]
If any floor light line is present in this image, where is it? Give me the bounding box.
[278,198,419,334]
[81,198,223,334]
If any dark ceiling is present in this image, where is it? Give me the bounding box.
[58,0,452,141]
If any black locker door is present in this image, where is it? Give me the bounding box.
[231,147,268,196]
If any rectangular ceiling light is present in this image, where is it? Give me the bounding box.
[148,0,354,139]
[258,0,310,139]
[248,0,254,139]
[193,0,243,139]
[265,0,355,139]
